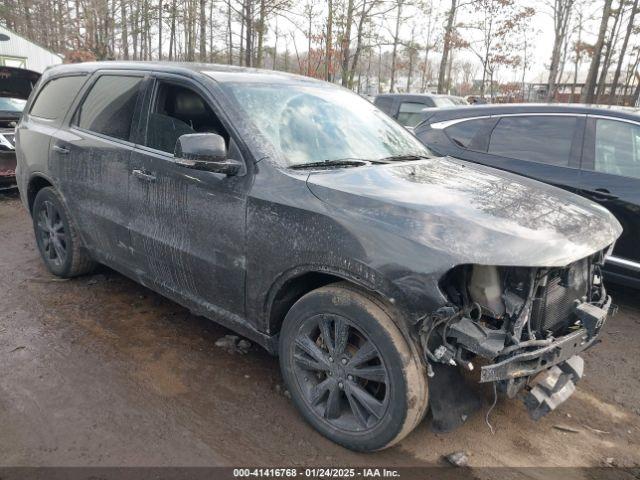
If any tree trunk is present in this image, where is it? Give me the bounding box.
[546,0,573,101]
[581,0,613,103]
[227,0,233,64]
[633,73,640,105]
[121,0,129,59]
[610,0,637,104]
[596,3,622,102]
[389,0,403,93]
[438,0,456,94]
[273,17,279,69]
[244,0,252,67]
[326,0,333,81]
[255,0,266,67]
[158,0,163,60]
[347,0,372,88]
[570,12,583,103]
[199,0,206,61]
[169,0,176,60]
[341,0,354,86]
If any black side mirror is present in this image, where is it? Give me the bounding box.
[173,133,242,176]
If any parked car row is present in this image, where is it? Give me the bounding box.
[413,104,640,288]
[12,62,624,452]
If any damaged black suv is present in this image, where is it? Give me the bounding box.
[16,62,621,452]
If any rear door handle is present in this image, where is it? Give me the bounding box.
[52,145,69,155]
[132,169,156,182]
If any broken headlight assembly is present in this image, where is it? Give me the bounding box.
[422,249,614,422]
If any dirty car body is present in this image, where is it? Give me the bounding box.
[15,62,621,451]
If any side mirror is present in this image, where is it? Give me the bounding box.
[173,133,242,176]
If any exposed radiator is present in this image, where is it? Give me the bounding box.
[530,260,589,334]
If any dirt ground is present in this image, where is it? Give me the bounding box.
[0,191,639,469]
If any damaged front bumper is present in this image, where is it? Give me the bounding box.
[481,295,610,383]
[422,267,613,428]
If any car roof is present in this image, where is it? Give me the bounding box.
[41,61,326,86]
[421,102,640,124]
[374,93,449,100]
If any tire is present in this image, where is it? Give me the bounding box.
[279,282,429,452]
[32,187,95,278]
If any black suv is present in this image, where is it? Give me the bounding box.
[414,104,640,288]
[16,63,620,451]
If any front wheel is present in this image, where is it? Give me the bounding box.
[279,283,429,451]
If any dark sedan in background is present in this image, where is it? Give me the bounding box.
[374,93,463,127]
[414,104,640,287]
[0,66,41,190]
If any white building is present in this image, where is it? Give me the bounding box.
[0,25,62,73]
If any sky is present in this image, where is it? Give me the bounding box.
[267,0,608,84]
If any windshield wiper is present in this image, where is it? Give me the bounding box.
[379,154,431,162]
[289,158,372,170]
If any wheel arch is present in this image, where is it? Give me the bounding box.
[26,173,56,213]
[264,265,414,342]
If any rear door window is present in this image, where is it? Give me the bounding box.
[29,75,87,120]
[592,118,640,179]
[74,75,143,141]
[488,115,577,166]
[397,102,429,127]
[444,118,493,149]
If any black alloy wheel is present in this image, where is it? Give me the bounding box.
[32,187,95,278]
[35,199,67,268]
[292,313,390,432]
[279,283,429,452]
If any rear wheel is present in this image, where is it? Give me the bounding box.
[32,187,95,278]
[279,283,428,451]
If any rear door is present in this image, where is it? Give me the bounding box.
[52,71,146,268]
[451,114,586,194]
[580,115,640,277]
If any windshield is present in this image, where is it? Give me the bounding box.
[218,81,431,167]
[0,97,27,113]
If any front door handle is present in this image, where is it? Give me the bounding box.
[52,144,69,155]
[132,169,156,182]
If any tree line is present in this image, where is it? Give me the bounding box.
[1,0,639,104]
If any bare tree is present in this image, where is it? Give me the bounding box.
[581,0,614,102]
[610,0,638,103]
[545,0,575,101]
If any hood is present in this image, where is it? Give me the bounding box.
[306,157,622,267]
[0,67,40,101]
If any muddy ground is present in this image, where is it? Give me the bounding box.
[0,192,639,468]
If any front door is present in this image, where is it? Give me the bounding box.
[128,75,249,318]
[580,116,640,281]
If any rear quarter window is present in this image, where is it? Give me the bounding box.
[444,118,493,149]
[29,75,87,120]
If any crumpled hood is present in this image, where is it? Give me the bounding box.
[306,157,622,267]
